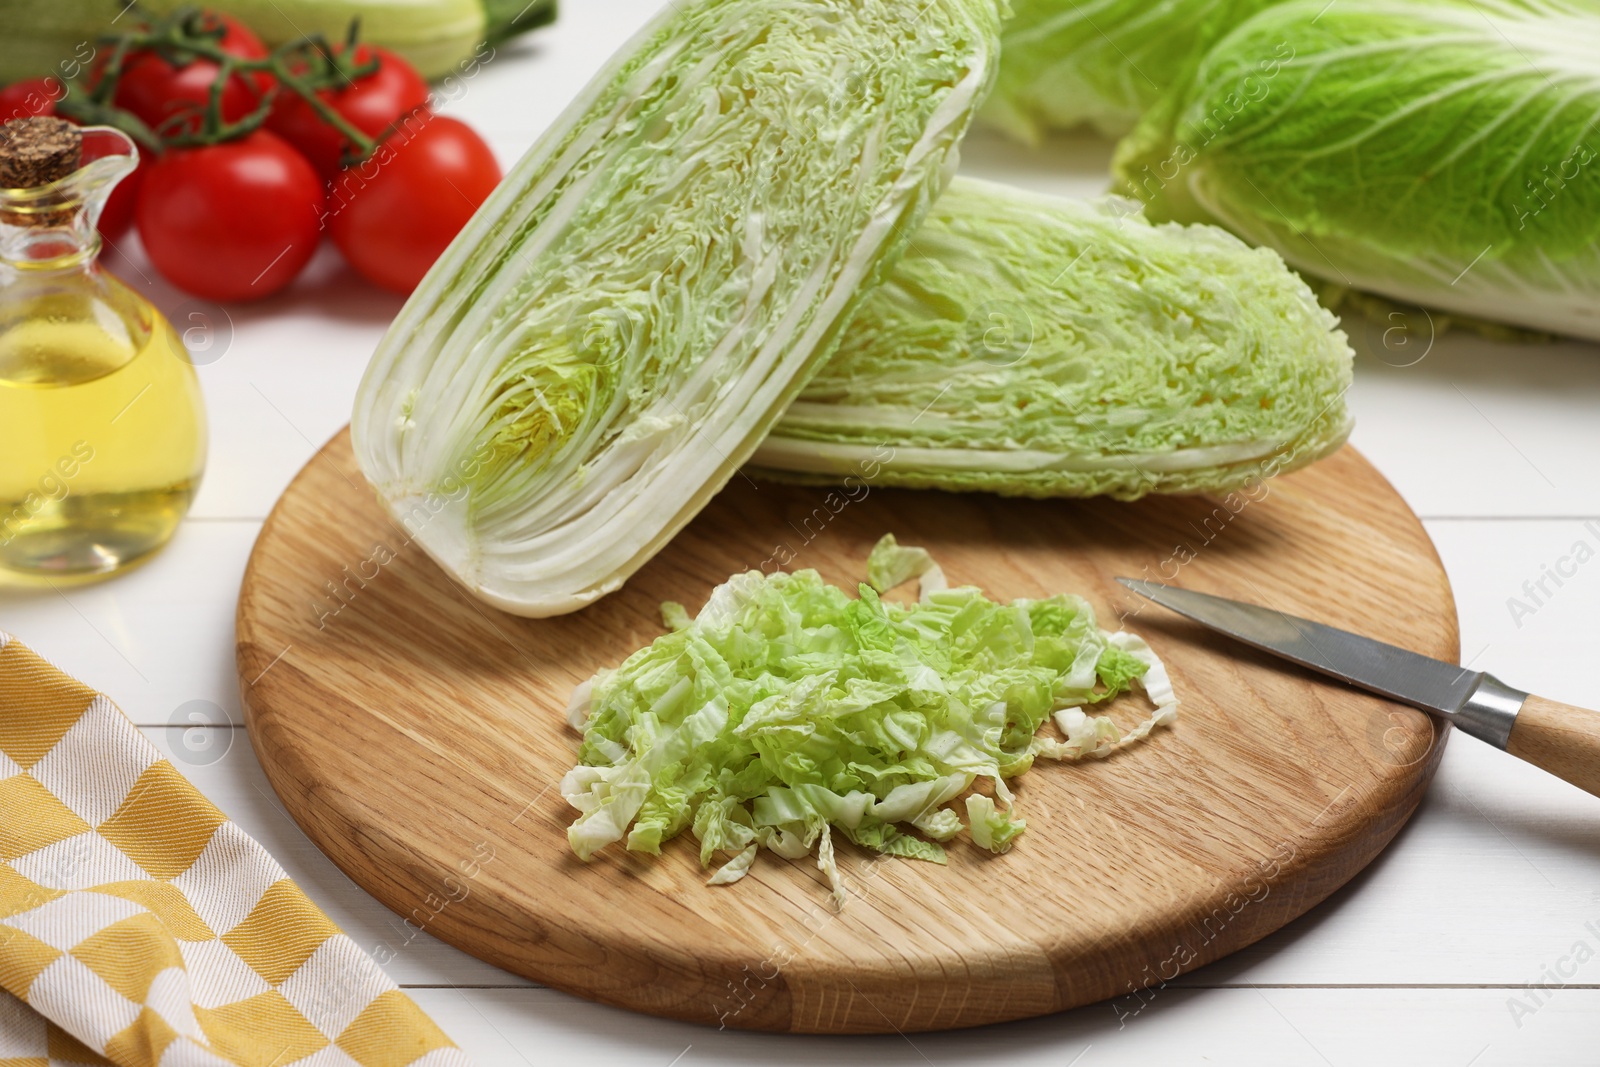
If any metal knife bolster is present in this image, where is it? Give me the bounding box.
[1454,674,1529,750]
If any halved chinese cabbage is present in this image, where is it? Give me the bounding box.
[1119,0,1600,341]
[352,0,1002,617]
[751,178,1354,499]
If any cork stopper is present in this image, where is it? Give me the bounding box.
[0,117,83,189]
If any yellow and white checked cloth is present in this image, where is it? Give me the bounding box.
[0,632,471,1067]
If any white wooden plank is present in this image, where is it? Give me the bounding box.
[1347,337,1600,519]
[411,986,1600,1067]
[1166,738,1600,987]
[1427,518,1600,702]
[0,520,258,726]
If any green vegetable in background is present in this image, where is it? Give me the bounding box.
[752,178,1354,499]
[139,0,556,79]
[0,0,553,84]
[353,0,1002,618]
[0,4,101,88]
[1118,0,1600,342]
[562,537,1178,906]
[983,0,1288,142]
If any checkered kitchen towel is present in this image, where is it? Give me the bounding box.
[0,632,470,1067]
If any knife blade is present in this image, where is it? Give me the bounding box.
[1115,578,1600,799]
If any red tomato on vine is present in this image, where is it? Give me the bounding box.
[113,14,273,136]
[327,115,502,294]
[137,130,325,302]
[268,45,430,180]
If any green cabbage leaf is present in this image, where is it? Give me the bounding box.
[752,178,1354,500]
[352,0,1001,617]
[984,0,1288,141]
[865,532,945,595]
[561,536,1178,908]
[1118,0,1600,341]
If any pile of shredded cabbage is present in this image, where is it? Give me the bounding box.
[561,536,1178,907]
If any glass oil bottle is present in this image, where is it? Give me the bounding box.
[0,119,206,582]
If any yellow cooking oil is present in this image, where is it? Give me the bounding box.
[0,276,206,581]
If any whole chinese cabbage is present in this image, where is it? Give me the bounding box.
[983,0,1289,141]
[1119,0,1600,341]
[562,537,1178,907]
[752,178,1354,499]
[352,0,1001,617]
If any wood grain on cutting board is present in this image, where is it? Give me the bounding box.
[237,429,1456,1033]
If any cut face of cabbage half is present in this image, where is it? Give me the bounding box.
[1119,0,1600,342]
[352,0,1002,616]
[751,178,1355,499]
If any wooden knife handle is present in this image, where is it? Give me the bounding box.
[1506,695,1600,798]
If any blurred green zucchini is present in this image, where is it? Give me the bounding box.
[0,0,556,84]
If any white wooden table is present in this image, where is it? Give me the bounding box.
[8,3,1600,1063]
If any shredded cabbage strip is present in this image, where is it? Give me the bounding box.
[561,535,1178,908]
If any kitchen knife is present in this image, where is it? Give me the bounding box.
[1117,578,1600,798]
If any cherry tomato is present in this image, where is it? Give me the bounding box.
[137,130,326,302]
[0,77,63,121]
[114,14,273,137]
[328,115,501,295]
[268,45,430,180]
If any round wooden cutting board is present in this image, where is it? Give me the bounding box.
[237,429,1457,1034]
